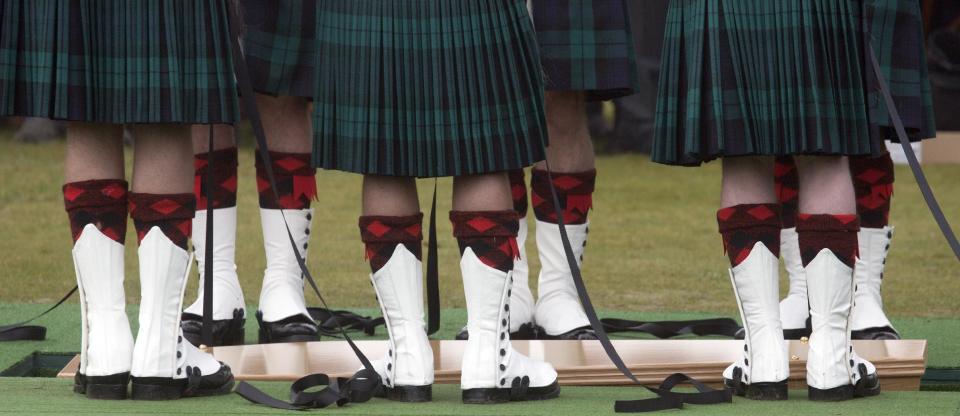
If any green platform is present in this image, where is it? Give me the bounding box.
[2,305,960,415]
[1,378,959,416]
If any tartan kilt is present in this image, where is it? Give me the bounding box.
[312,0,548,178]
[0,0,240,124]
[864,0,936,143]
[652,0,936,166]
[241,0,315,98]
[531,0,639,102]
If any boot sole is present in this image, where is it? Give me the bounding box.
[130,377,235,400]
[808,371,881,401]
[131,380,187,400]
[74,372,129,400]
[462,381,560,404]
[808,384,855,401]
[85,383,129,400]
[723,378,788,401]
[382,385,432,402]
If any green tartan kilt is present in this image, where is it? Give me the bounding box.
[312,0,548,178]
[241,0,315,98]
[0,0,240,124]
[652,0,936,166]
[531,0,639,102]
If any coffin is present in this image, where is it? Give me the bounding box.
[58,339,927,390]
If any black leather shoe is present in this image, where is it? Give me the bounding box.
[539,326,598,340]
[851,326,900,340]
[180,308,245,347]
[74,372,130,400]
[456,322,542,340]
[808,363,880,401]
[131,363,234,400]
[256,311,320,343]
[781,316,813,340]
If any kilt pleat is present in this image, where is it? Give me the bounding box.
[241,0,315,98]
[863,0,936,142]
[312,0,547,178]
[652,0,935,166]
[531,0,638,102]
[0,0,239,124]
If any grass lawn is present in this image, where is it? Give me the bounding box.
[1,130,958,315]
[1,129,959,414]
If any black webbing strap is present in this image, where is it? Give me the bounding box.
[307,307,384,337]
[201,124,216,348]
[224,2,380,409]
[600,317,742,339]
[426,180,440,335]
[868,46,960,262]
[302,312,742,340]
[235,371,380,410]
[541,159,732,412]
[0,286,76,342]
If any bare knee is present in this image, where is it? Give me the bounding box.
[452,173,511,211]
[64,122,125,182]
[794,156,855,214]
[192,124,235,154]
[720,156,776,207]
[362,175,419,216]
[257,94,312,153]
[541,91,594,171]
[544,91,588,145]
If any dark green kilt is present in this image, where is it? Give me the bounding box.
[312,0,548,178]
[531,0,638,102]
[652,0,936,166]
[0,0,239,124]
[241,0,315,98]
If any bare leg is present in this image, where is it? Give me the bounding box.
[257,94,313,153]
[183,120,248,344]
[452,174,558,395]
[131,124,193,194]
[237,95,316,343]
[528,92,599,339]
[192,124,236,153]
[720,156,776,208]
[127,123,232,396]
[362,175,419,216]
[794,156,855,214]
[452,172,512,212]
[718,155,790,398]
[191,94,311,154]
[63,123,133,399]
[793,159,879,398]
[65,122,124,182]
[535,91,595,172]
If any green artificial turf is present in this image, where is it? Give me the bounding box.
[0,378,958,416]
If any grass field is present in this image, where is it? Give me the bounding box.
[1,129,959,414]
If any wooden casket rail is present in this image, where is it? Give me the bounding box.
[58,339,927,391]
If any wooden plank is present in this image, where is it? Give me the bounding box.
[57,339,926,391]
